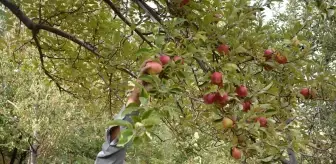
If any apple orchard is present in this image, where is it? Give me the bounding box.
[1,0,335,163]
[116,1,324,162]
[137,43,314,161]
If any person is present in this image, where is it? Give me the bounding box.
[95,60,153,164]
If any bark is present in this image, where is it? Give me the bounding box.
[0,149,6,164]
[9,147,17,164]
[102,0,153,47]
[19,150,28,164]
[0,0,100,56]
[29,104,39,164]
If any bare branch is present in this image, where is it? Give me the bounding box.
[0,0,101,57]
[116,67,138,79]
[102,0,153,47]
[132,0,162,25]
[32,31,77,97]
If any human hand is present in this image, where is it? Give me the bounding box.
[126,59,155,106]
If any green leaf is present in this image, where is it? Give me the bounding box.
[264,109,278,117]
[141,109,154,120]
[117,129,134,147]
[135,48,152,56]
[140,88,149,99]
[255,82,273,96]
[141,116,161,127]
[260,156,274,162]
[170,87,183,94]
[154,35,165,47]
[195,32,208,42]
[107,119,133,129]
[139,75,154,83]
[121,105,139,118]
[235,46,248,54]
[223,63,238,71]
[139,97,148,106]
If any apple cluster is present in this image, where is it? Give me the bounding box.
[143,54,184,75]
[201,68,269,159]
[143,47,314,161]
[263,49,288,71]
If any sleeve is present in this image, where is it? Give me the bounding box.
[95,105,139,164]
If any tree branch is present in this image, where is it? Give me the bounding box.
[102,0,153,47]
[132,0,163,25]
[0,0,101,57]
[32,31,77,97]
[36,24,100,56]
[0,150,5,164]
[116,67,138,79]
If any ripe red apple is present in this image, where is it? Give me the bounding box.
[256,117,267,127]
[236,85,248,98]
[217,44,230,55]
[231,147,242,159]
[180,0,190,7]
[300,88,310,99]
[203,93,216,104]
[242,101,251,112]
[211,72,223,85]
[215,92,229,105]
[222,117,234,128]
[275,54,287,64]
[264,49,273,60]
[173,56,184,64]
[159,55,170,66]
[145,62,163,74]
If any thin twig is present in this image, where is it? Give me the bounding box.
[102,0,153,47]
[0,0,101,57]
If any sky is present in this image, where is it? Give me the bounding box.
[262,0,288,22]
[146,0,288,22]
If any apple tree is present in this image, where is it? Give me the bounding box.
[1,0,336,163]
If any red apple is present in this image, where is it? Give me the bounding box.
[173,56,184,64]
[231,147,242,159]
[180,0,190,7]
[211,72,223,85]
[159,55,170,66]
[236,85,248,98]
[215,92,229,105]
[300,88,310,99]
[203,93,216,104]
[145,62,163,74]
[256,117,267,127]
[275,54,287,64]
[222,117,234,128]
[242,101,251,112]
[217,44,230,55]
[264,49,273,60]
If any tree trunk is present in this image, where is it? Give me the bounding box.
[1,149,6,164]
[30,139,38,164]
[19,150,28,164]
[30,104,39,164]
[9,147,17,164]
